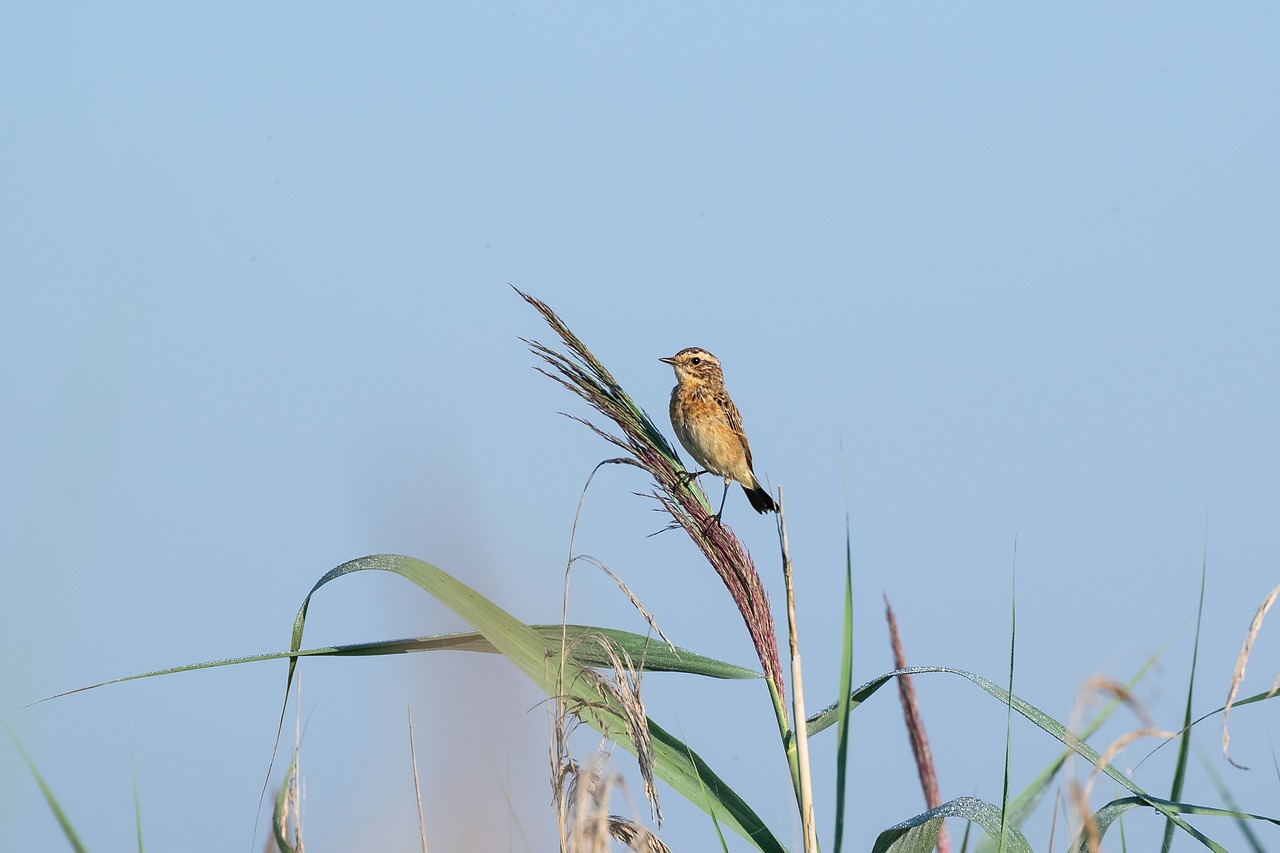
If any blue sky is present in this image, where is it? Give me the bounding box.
[3,4,1278,851]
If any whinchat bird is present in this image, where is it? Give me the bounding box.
[660,347,778,521]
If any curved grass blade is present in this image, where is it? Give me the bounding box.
[832,508,855,853]
[974,643,1168,852]
[806,666,1227,849]
[38,625,759,705]
[280,555,786,853]
[1198,749,1268,852]
[871,797,1032,853]
[1075,796,1280,853]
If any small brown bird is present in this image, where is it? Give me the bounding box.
[660,347,778,521]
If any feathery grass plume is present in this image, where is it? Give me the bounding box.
[581,632,661,825]
[569,553,675,655]
[884,594,948,853]
[551,629,664,849]
[516,287,785,704]
[564,754,618,853]
[1223,582,1280,769]
[608,816,675,853]
[561,753,668,853]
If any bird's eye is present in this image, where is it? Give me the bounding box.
[691,357,701,365]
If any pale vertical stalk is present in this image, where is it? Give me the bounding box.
[778,489,817,853]
[293,674,304,852]
[407,704,430,853]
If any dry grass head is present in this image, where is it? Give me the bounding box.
[607,816,675,853]
[559,752,672,853]
[551,629,664,850]
[1065,677,1175,853]
[1222,582,1280,769]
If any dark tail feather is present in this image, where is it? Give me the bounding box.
[744,484,778,514]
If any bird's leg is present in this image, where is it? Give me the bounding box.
[712,477,731,525]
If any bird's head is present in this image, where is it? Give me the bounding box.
[660,347,723,385]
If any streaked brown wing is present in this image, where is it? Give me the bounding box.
[714,387,754,468]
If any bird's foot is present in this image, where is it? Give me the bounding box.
[677,469,708,487]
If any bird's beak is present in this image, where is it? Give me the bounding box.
[659,356,676,365]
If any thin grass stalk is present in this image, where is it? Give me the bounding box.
[1161,533,1208,853]
[407,704,430,853]
[130,745,142,853]
[778,489,817,852]
[1000,561,1017,853]
[5,723,89,853]
[553,460,668,849]
[517,288,786,708]
[1048,788,1062,853]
